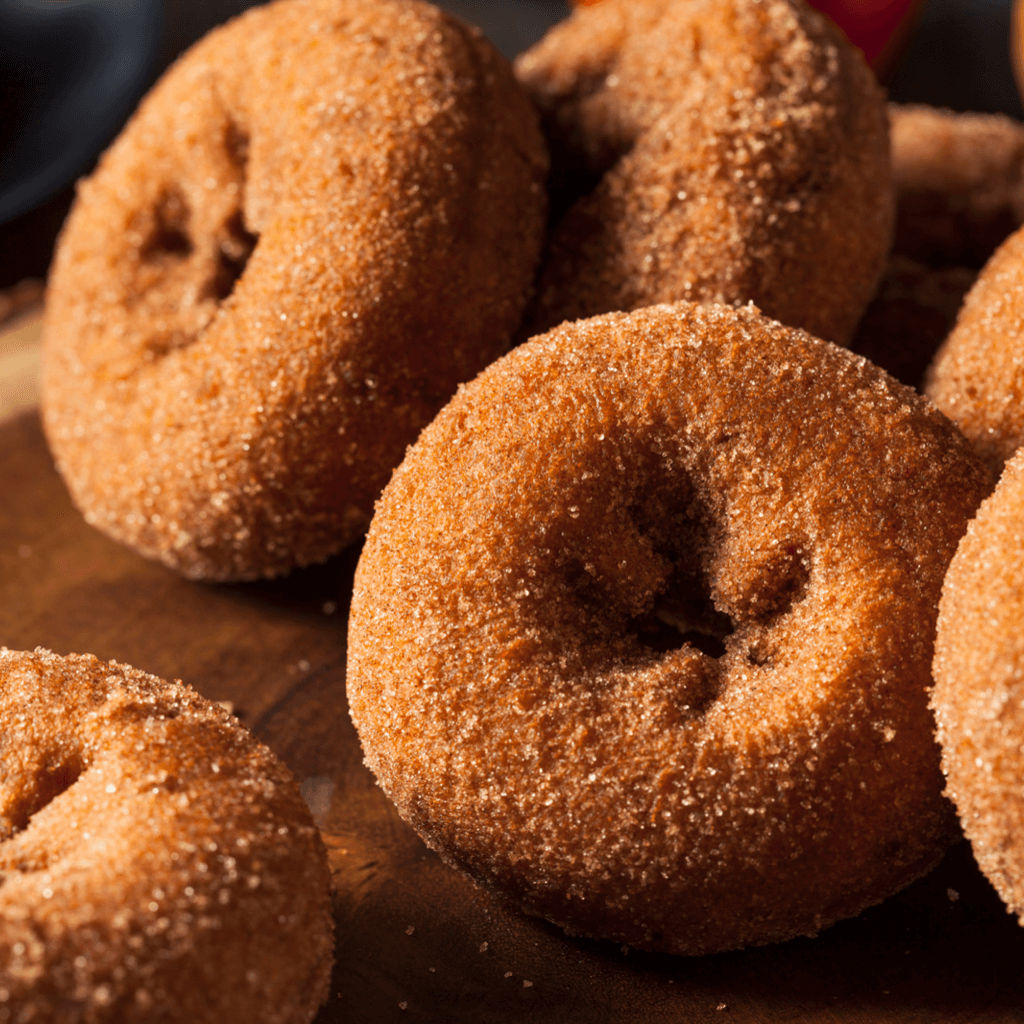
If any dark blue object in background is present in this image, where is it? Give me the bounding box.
[0,0,162,224]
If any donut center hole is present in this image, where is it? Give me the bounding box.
[206,122,258,302]
[142,189,193,261]
[631,569,735,658]
[2,758,84,840]
[208,209,258,301]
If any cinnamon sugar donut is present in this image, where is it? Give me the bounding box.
[925,225,1024,475]
[932,449,1024,925]
[888,104,1024,268]
[514,0,891,344]
[41,0,547,581]
[0,648,333,1023]
[347,301,990,955]
[850,104,1024,390]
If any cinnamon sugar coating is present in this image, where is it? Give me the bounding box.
[514,0,891,345]
[932,450,1024,925]
[0,649,333,1023]
[925,226,1024,474]
[347,302,991,956]
[41,0,547,580]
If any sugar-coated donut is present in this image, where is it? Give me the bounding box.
[41,0,547,581]
[851,105,1024,390]
[849,104,1024,390]
[347,301,991,956]
[0,648,333,1022]
[925,225,1024,475]
[514,0,891,345]
[932,449,1024,925]
[888,104,1024,268]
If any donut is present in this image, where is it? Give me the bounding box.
[0,647,333,1022]
[850,105,1024,390]
[887,104,1024,268]
[347,301,991,955]
[932,449,1024,925]
[41,0,547,581]
[924,225,1024,475]
[513,0,892,345]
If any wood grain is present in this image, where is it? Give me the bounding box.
[0,308,42,421]
[2,407,1023,1023]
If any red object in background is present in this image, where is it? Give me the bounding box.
[806,0,925,71]
[573,0,926,79]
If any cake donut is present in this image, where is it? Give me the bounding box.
[0,648,333,1023]
[347,301,991,955]
[41,0,547,581]
[851,105,1024,389]
[514,0,891,345]
[925,225,1024,475]
[888,104,1024,268]
[932,449,1024,925]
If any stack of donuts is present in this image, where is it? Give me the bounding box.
[12,0,1024,1013]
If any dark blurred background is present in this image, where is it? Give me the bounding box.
[1,0,1021,292]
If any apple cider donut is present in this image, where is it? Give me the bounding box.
[0,647,333,1023]
[514,0,891,344]
[925,225,1024,475]
[41,0,547,581]
[932,449,1024,925]
[347,301,991,956]
[851,105,1024,390]
[888,104,1024,268]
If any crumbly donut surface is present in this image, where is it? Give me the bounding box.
[0,648,333,1023]
[925,226,1024,474]
[514,0,891,345]
[933,449,1024,926]
[347,301,990,956]
[42,0,547,581]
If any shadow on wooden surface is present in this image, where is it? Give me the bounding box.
[3,408,1023,1024]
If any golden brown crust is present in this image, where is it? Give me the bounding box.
[932,449,1024,925]
[514,0,891,345]
[347,301,990,956]
[0,648,333,1023]
[925,226,1024,474]
[41,0,547,581]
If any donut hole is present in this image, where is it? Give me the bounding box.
[620,477,737,658]
[631,567,735,658]
[204,120,258,302]
[207,209,258,302]
[141,188,193,262]
[2,756,85,838]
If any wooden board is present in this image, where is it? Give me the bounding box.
[2,406,1024,1023]
[0,307,42,421]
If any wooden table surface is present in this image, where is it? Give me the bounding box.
[2,309,1024,1023]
